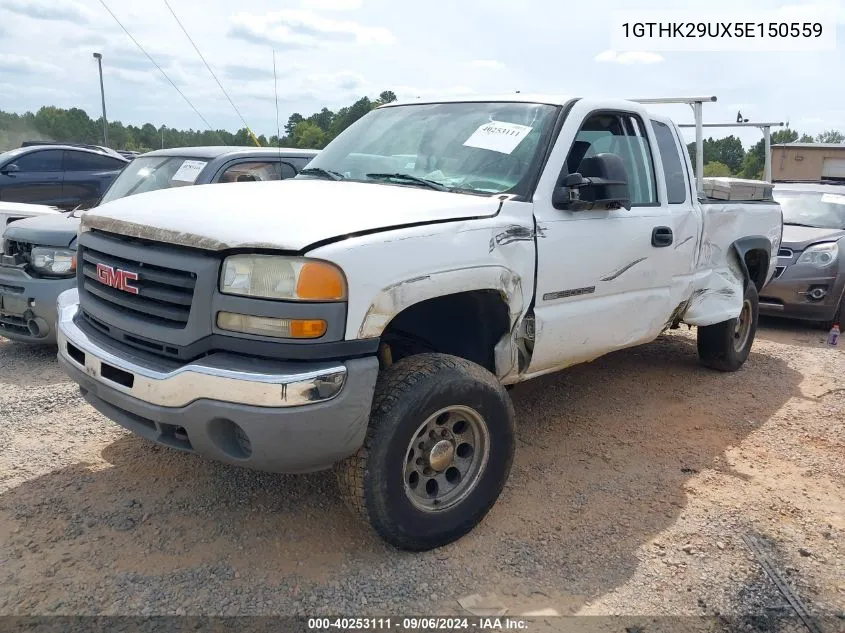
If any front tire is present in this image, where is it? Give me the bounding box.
[697,282,759,372]
[335,353,515,551]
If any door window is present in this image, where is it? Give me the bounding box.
[64,150,126,171]
[14,150,63,172]
[566,112,658,206]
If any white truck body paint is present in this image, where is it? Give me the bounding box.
[307,198,536,340]
[70,95,782,387]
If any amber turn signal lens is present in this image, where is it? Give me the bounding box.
[290,319,328,338]
[217,312,327,339]
[295,262,346,300]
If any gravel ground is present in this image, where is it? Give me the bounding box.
[1,318,843,625]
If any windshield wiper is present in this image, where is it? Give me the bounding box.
[366,173,449,192]
[299,167,345,181]
[784,221,826,228]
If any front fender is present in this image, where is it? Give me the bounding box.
[356,265,526,339]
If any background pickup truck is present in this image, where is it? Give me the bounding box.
[55,95,783,551]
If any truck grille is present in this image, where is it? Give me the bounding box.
[81,243,196,328]
[76,230,219,358]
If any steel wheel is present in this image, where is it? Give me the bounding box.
[402,405,490,513]
[733,298,753,352]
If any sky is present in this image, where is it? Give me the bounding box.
[1,0,843,149]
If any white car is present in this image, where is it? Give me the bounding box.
[55,94,783,551]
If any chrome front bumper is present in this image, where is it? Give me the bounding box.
[56,288,347,408]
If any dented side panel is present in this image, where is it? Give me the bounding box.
[306,198,537,364]
[681,200,782,327]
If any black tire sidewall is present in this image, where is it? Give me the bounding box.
[734,282,759,364]
[365,360,515,550]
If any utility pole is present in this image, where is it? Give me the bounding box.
[92,52,108,147]
[161,125,166,149]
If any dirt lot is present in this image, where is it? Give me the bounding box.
[1,319,843,625]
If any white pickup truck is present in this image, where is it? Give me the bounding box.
[55,95,782,551]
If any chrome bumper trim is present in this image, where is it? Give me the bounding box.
[56,289,347,408]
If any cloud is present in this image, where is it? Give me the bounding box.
[224,64,278,81]
[305,70,366,92]
[394,86,475,100]
[0,0,92,23]
[0,82,72,99]
[104,67,159,86]
[469,59,505,70]
[595,50,664,64]
[300,0,362,10]
[0,53,60,75]
[228,10,395,49]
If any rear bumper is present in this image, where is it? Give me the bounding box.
[56,289,380,473]
[0,266,75,343]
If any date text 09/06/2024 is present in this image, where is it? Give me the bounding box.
[307,617,530,630]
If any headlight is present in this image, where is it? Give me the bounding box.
[30,247,77,276]
[220,255,346,301]
[797,242,839,268]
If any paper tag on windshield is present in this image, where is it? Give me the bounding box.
[171,160,207,183]
[821,193,845,205]
[463,121,533,154]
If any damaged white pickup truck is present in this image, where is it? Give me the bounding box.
[56,95,783,550]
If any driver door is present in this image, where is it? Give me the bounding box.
[526,102,677,375]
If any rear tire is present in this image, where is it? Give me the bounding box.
[697,282,759,372]
[335,353,515,551]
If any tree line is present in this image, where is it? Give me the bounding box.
[0,90,398,154]
[1,90,843,181]
[687,128,845,179]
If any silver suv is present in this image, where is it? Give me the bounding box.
[760,181,845,328]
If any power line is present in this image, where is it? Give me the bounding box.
[273,50,282,157]
[162,0,260,146]
[96,0,221,140]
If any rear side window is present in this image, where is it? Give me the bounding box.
[14,150,63,172]
[64,150,126,171]
[651,120,687,204]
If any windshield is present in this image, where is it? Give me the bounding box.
[99,156,209,204]
[774,189,845,229]
[300,101,559,196]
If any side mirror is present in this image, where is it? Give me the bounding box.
[1,163,20,174]
[552,153,631,211]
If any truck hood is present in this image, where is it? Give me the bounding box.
[781,224,845,251]
[81,179,503,251]
[0,201,60,217]
[1,202,60,237]
[4,212,80,248]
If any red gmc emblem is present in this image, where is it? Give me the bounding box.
[96,263,139,295]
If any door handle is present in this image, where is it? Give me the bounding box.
[651,226,673,247]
